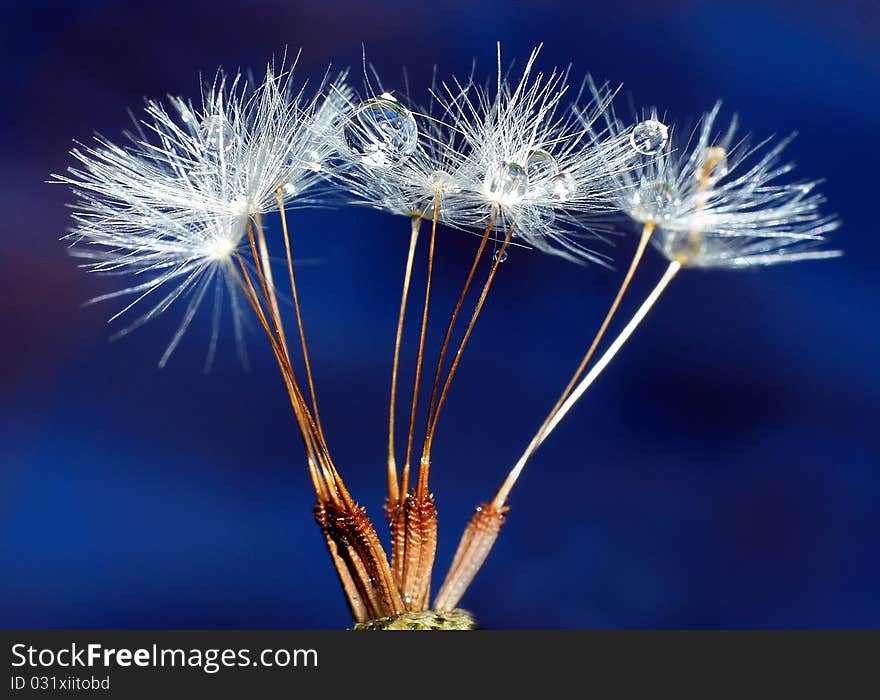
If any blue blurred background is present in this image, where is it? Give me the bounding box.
[1,0,878,629]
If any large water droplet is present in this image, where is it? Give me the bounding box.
[343,94,418,168]
[699,146,728,184]
[546,171,576,202]
[630,119,669,156]
[524,149,558,182]
[484,161,528,204]
[282,182,299,198]
[201,115,234,152]
[632,180,678,222]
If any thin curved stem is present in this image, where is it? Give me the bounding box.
[401,199,439,496]
[387,216,422,505]
[276,189,326,445]
[422,222,515,466]
[492,259,682,508]
[236,224,401,621]
[552,223,654,413]
[234,239,342,506]
[489,222,655,504]
[424,214,497,436]
[253,213,288,355]
[231,253,329,494]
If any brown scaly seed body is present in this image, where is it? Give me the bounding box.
[315,503,403,623]
[435,504,508,612]
[399,489,438,609]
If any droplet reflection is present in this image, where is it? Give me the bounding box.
[630,119,669,156]
[343,94,418,168]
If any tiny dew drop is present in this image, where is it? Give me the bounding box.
[176,99,196,125]
[547,171,576,202]
[201,115,235,152]
[630,119,669,156]
[484,161,528,204]
[524,149,558,182]
[300,147,328,172]
[493,249,508,263]
[342,93,418,168]
[282,182,299,198]
[536,206,555,227]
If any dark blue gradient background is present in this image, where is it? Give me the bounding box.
[1,1,878,629]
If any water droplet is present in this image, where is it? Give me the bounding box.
[524,149,558,182]
[282,182,298,198]
[201,114,234,152]
[493,249,508,263]
[662,230,703,264]
[430,169,460,194]
[699,146,728,183]
[546,171,576,202]
[343,94,418,168]
[630,119,669,155]
[632,180,678,222]
[484,161,528,204]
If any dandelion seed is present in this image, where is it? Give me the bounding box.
[432,44,635,265]
[600,101,838,242]
[329,61,477,525]
[54,59,339,365]
[56,48,845,631]
[435,103,841,613]
[529,104,841,490]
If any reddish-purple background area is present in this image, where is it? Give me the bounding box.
[1,0,878,629]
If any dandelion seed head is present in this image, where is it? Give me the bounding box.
[334,46,634,263]
[53,58,330,364]
[428,45,636,264]
[602,102,839,240]
[584,99,841,267]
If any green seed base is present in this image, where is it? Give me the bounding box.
[351,609,476,630]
